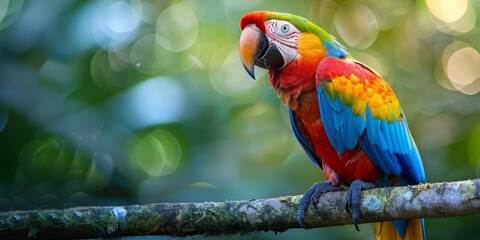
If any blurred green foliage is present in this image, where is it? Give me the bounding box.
[1,0,480,239]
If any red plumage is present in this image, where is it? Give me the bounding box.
[281,70,380,186]
[239,11,267,33]
[264,32,380,186]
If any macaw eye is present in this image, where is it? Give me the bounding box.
[280,24,290,33]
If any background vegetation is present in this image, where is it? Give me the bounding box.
[1,0,479,239]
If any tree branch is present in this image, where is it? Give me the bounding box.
[1,179,479,239]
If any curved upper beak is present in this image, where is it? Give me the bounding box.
[239,25,285,80]
[239,25,268,79]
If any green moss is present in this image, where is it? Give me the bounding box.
[94,210,119,235]
[390,186,409,196]
[36,212,57,229]
[465,181,476,197]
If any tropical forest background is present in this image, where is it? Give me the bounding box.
[1,0,479,239]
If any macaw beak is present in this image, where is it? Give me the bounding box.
[239,25,284,79]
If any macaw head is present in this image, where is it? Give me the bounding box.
[239,11,348,79]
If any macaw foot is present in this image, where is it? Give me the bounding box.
[345,179,376,231]
[296,181,343,229]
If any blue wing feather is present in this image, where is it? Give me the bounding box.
[315,57,425,185]
[342,107,357,150]
[389,119,400,153]
[335,129,346,154]
[381,120,393,150]
[328,95,344,112]
[359,136,389,174]
[365,107,380,145]
[318,89,340,151]
[402,123,412,152]
[354,113,366,134]
[289,108,323,168]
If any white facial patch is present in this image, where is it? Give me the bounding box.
[265,20,300,68]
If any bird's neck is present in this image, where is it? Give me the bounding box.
[268,45,324,119]
[268,33,326,121]
[267,62,318,122]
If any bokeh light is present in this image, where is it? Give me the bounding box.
[228,101,293,164]
[132,0,156,24]
[210,45,259,97]
[447,46,480,94]
[156,4,198,52]
[426,0,476,35]
[116,76,186,129]
[444,7,476,34]
[130,34,171,74]
[108,47,131,72]
[426,0,467,23]
[93,0,140,50]
[0,0,9,24]
[334,3,378,49]
[16,137,65,184]
[104,2,140,33]
[354,51,389,78]
[441,41,480,95]
[13,135,96,208]
[91,49,122,90]
[129,129,181,177]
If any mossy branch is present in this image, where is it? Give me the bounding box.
[1,179,480,239]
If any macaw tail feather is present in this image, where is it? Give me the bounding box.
[374,219,425,240]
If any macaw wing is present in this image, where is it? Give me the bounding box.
[290,108,323,168]
[316,57,425,184]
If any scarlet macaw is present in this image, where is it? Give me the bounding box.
[238,11,426,239]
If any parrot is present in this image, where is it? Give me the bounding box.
[238,11,426,239]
